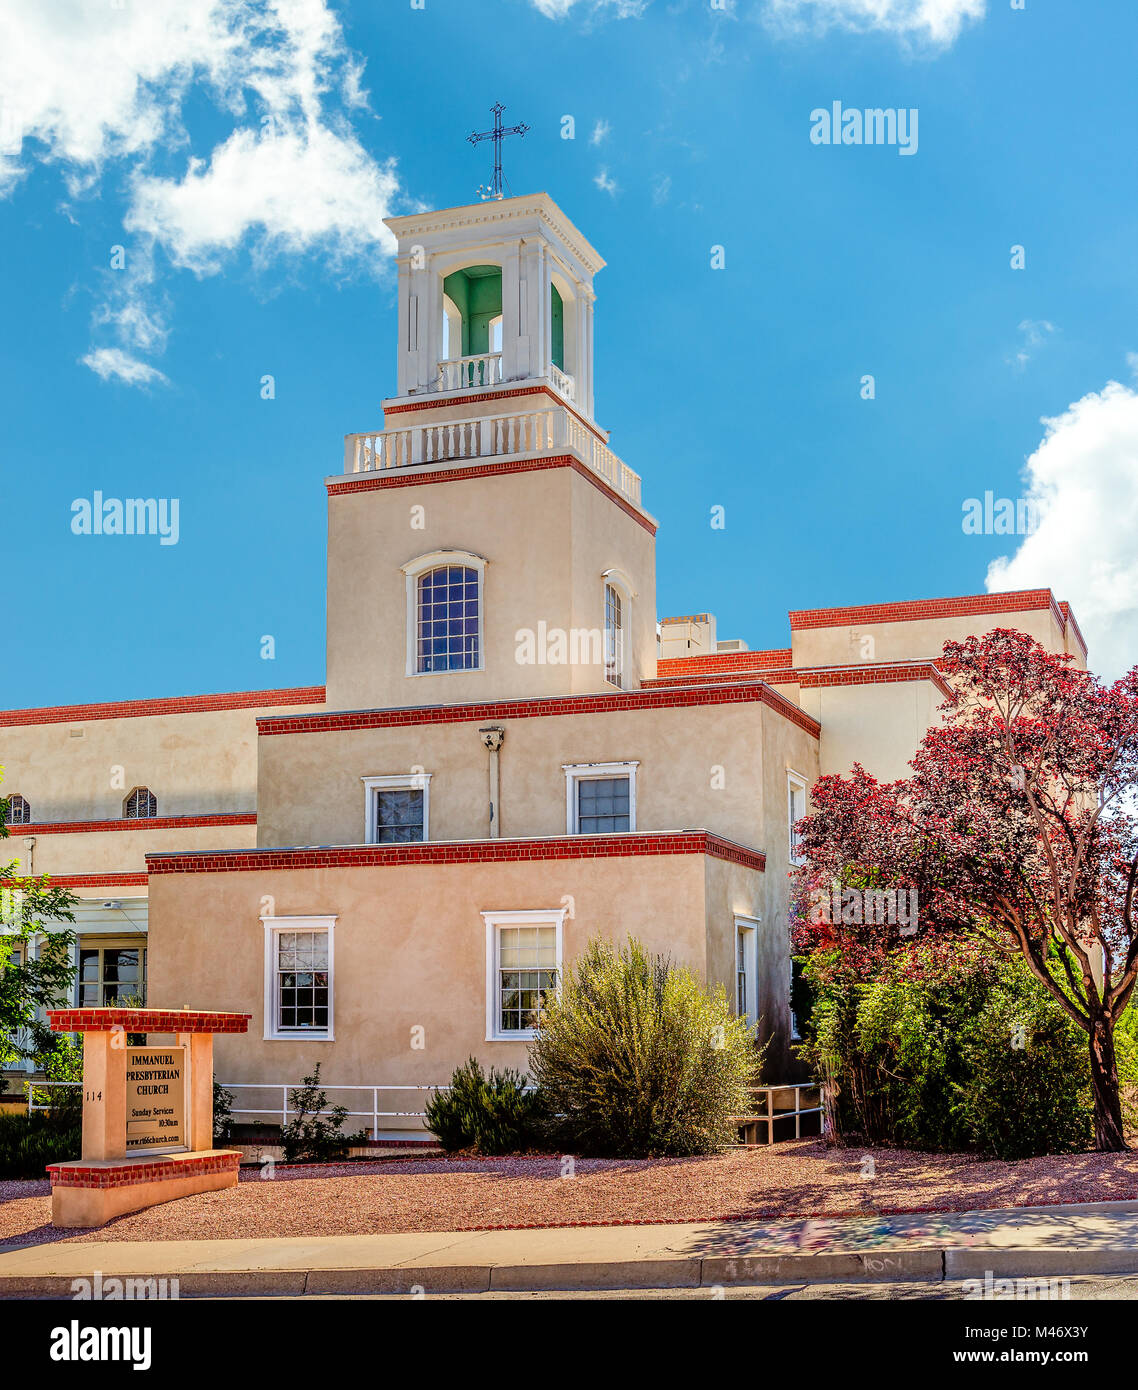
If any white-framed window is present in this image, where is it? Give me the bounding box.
[362,773,431,844]
[124,786,157,819]
[787,771,808,865]
[402,550,486,677]
[604,584,624,688]
[77,939,147,1006]
[790,953,803,1042]
[482,909,565,1041]
[564,761,638,834]
[7,794,30,825]
[262,915,336,1042]
[734,915,759,1030]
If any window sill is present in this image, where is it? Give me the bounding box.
[486,1031,536,1043]
[265,1032,335,1043]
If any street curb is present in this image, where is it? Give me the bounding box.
[5,1245,1138,1296]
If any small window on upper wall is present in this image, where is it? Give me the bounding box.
[362,774,431,844]
[124,787,157,820]
[7,794,30,825]
[787,772,807,864]
[565,762,638,834]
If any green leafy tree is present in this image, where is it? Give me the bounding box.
[0,772,79,1070]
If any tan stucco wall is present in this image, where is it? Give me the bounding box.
[791,606,1073,669]
[147,853,764,1109]
[256,699,817,852]
[798,679,946,781]
[0,700,324,825]
[324,464,656,712]
[5,823,260,879]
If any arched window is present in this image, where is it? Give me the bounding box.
[403,551,486,676]
[124,787,157,819]
[604,583,624,688]
[7,794,30,825]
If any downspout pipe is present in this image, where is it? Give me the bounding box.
[480,727,506,837]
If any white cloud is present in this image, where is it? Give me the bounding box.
[529,0,647,18]
[761,0,985,46]
[0,1,400,385]
[1007,317,1057,371]
[590,119,612,147]
[81,348,170,387]
[594,167,619,197]
[986,379,1138,681]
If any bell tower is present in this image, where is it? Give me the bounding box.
[386,192,600,419]
[326,193,656,714]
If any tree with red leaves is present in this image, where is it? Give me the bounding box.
[792,628,1138,1152]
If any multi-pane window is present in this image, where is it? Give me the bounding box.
[576,777,630,834]
[274,929,330,1034]
[7,794,30,825]
[78,944,146,1006]
[604,583,624,688]
[496,925,557,1036]
[416,565,480,673]
[788,774,807,863]
[374,788,425,843]
[736,931,748,1020]
[124,787,157,819]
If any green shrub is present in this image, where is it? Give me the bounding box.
[424,1057,547,1155]
[798,950,1092,1158]
[280,1064,367,1163]
[0,1109,81,1179]
[528,936,763,1157]
[213,1081,235,1144]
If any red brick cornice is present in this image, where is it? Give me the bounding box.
[11,813,256,836]
[46,1007,251,1034]
[646,661,955,702]
[0,686,325,729]
[328,455,656,536]
[146,831,766,876]
[658,649,793,676]
[0,872,149,889]
[789,590,1065,633]
[49,1151,241,1188]
[256,680,821,740]
[381,385,606,442]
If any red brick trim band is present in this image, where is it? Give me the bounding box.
[658,649,793,675]
[11,813,257,836]
[0,686,326,729]
[46,1007,252,1034]
[789,589,1065,633]
[0,873,150,889]
[146,831,766,876]
[328,454,656,537]
[646,662,955,702]
[256,679,821,740]
[1059,601,1089,658]
[48,1150,241,1189]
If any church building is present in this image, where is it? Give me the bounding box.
[1,192,1089,1128]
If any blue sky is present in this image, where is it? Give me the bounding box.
[2,0,1137,708]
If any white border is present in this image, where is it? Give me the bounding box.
[401,549,487,678]
[563,760,639,834]
[361,773,432,844]
[787,770,808,865]
[261,915,337,1042]
[481,908,566,1042]
[733,913,760,1031]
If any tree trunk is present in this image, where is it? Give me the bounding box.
[1089,1013,1128,1152]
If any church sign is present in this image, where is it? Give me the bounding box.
[124,1046,186,1152]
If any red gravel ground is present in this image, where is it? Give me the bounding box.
[4,1141,1138,1247]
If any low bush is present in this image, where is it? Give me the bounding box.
[798,948,1093,1158]
[280,1065,368,1163]
[528,936,763,1157]
[424,1058,547,1155]
[0,1109,81,1179]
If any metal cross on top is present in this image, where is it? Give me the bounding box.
[468,102,529,201]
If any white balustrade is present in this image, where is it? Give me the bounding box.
[549,363,576,402]
[344,404,642,508]
[437,352,503,392]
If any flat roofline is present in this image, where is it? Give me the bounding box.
[0,685,326,729]
[145,830,767,875]
[789,588,1074,635]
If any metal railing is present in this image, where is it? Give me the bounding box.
[25,1079,80,1114]
[745,1083,825,1145]
[218,1082,448,1138]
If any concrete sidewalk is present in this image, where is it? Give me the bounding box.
[5,1200,1138,1296]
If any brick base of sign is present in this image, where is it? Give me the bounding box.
[48,1149,241,1228]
